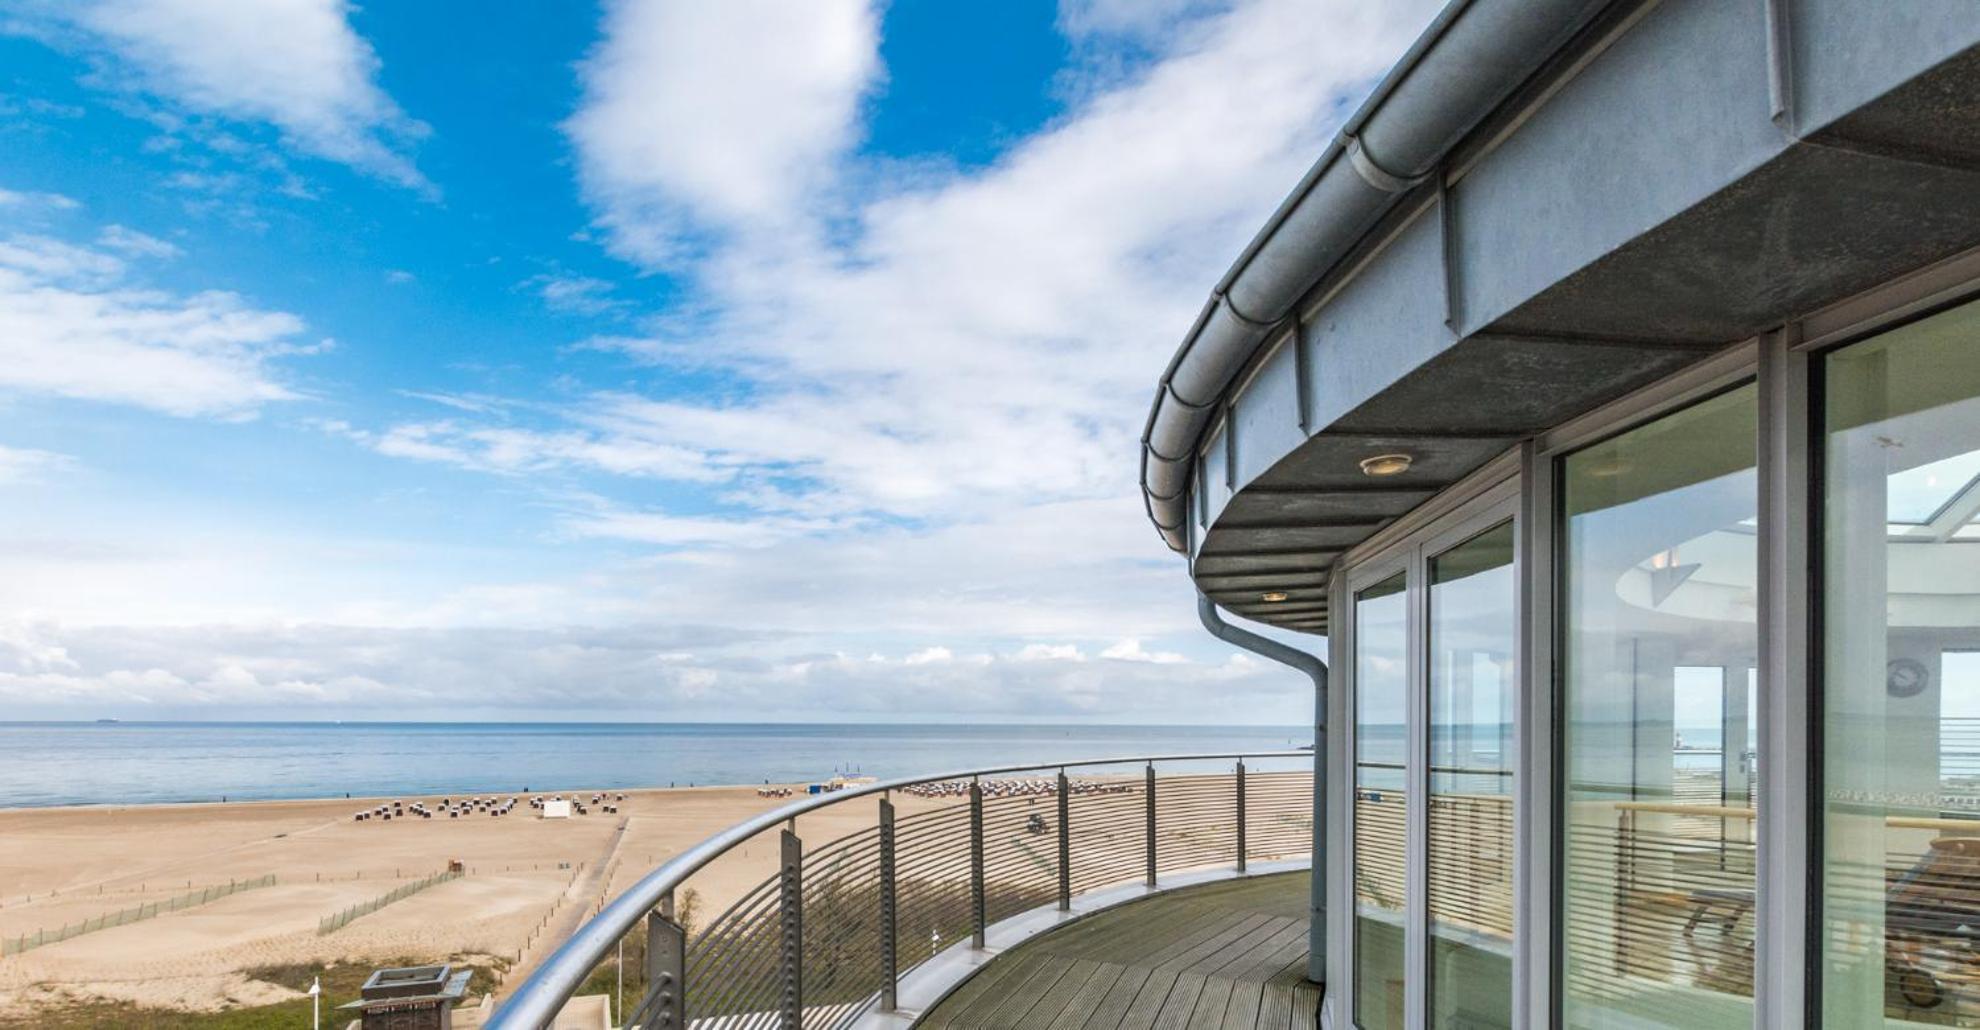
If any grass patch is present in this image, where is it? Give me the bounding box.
[1,955,507,1030]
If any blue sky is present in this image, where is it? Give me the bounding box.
[0,0,1437,722]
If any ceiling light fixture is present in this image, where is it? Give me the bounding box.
[1359,453,1413,477]
[1261,591,1290,603]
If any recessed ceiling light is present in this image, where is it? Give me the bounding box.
[1261,591,1290,603]
[1358,453,1412,477]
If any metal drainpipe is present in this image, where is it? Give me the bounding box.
[1197,592,1328,985]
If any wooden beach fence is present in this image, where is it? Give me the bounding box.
[2,875,277,956]
[317,869,463,935]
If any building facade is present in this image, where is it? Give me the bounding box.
[1144,2,1980,1028]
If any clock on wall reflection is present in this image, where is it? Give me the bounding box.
[1887,657,1930,698]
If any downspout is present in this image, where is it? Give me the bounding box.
[1198,592,1329,985]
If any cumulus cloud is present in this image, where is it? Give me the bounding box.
[7,0,1426,722]
[545,0,1437,526]
[264,0,1430,718]
[0,617,1299,722]
[565,0,882,264]
[0,231,313,418]
[19,0,428,188]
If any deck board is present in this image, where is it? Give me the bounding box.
[915,872,1317,1030]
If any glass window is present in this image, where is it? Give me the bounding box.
[1356,570,1408,1030]
[1821,298,1980,1026]
[1428,522,1516,1030]
[1560,384,1759,1028]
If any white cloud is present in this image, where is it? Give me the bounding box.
[1101,638,1188,664]
[290,0,1421,718]
[0,444,73,484]
[0,616,1301,722]
[565,0,881,264]
[0,186,81,210]
[0,231,312,418]
[557,501,849,548]
[96,224,182,258]
[537,0,1437,529]
[1016,643,1086,662]
[527,273,624,316]
[34,0,428,188]
[3,0,1416,723]
[323,418,724,482]
[902,645,954,665]
[1056,0,1231,43]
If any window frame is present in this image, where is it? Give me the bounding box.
[1323,245,1980,1030]
[1792,254,1980,1028]
[1335,473,1519,1030]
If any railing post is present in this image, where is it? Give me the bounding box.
[1613,807,1629,975]
[1145,763,1157,887]
[1236,759,1248,873]
[780,825,803,1030]
[970,777,987,948]
[879,795,898,1011]
[1057,769,1071,912]
[643,893,685,1029]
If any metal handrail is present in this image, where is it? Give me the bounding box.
[486,749,1308,1028]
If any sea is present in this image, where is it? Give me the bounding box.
[0,721,1313,808]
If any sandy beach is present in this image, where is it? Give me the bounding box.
[0,784,961,1020]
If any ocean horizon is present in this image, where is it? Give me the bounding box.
[0,720,1313,809]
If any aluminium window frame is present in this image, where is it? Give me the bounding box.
[1334,470,1519,1030]
[1782,245,1980,1029]
[1324,242,1980,1030]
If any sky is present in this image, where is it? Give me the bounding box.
[0,0,1440,723]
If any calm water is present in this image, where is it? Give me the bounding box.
[0,722,1312,808]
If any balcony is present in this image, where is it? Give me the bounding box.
[915,871,1315,1029]
[484,752,1316,1029]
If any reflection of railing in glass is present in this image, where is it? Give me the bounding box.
[1349,761,1516,942]
[1828,816,1980,1023]
[1594,802,1757,1004]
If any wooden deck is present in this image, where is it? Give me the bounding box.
[916,872,1317,1030]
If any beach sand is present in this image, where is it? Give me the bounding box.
[0,784,961,1018]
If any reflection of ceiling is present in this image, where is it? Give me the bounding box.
[1623,526,1980,629]
[1887,449,1980,525]
[1614,527,1755,626]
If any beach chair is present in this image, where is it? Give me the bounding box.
[1884,835,1980,1010]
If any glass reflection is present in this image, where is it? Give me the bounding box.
[1356,571,1408,1030]
[1428,522,1515,1029]
[1560,384,1758,1028]
[1822,298,1980,1026]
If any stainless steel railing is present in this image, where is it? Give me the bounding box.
[485,751,1313,1029]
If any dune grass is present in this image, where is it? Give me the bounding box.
[1,956,505,1029]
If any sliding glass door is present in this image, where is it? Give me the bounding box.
[1559,384,1759,1028]
[1427,522,1517,1029]
[1355,570,1409,1030]
[1348,499,1517,1030]
[1820,297,1980,1027]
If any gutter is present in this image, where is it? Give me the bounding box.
[1142,0,1617,552]
[1197,592,1329,984]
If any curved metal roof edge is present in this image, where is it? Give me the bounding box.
[1139,0,1619,554]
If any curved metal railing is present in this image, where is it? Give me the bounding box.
[486,751,1313,1029]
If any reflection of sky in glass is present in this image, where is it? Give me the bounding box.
[1673,666,1725,735]
[1886,449,1980,523]
[1944,652,1980,718]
